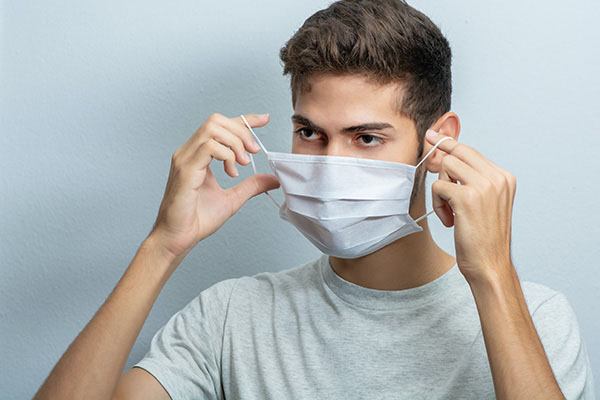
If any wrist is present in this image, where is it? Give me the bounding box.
[140,232,184,276]
[466,263,529,316]
[463,261,516,289]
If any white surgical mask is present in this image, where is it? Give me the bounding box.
[240,115,452,259]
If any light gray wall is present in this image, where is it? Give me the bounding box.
[1,0,598,397]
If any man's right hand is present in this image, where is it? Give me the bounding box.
[35,112,279,400]
[149,112,280,261]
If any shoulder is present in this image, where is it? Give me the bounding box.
[520,280,563,313]
[520,281,595,399]
[185,256,323,314]
[520,281,580,344]
[520,280,579,351]
[181,256,323,314]
[232,255,323,297]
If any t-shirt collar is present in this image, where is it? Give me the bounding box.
[320,254,462,311]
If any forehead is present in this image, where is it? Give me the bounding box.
[293,74,407,126]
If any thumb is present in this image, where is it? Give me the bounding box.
[228,173,280,212]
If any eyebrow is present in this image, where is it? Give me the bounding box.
[291,114,394,134]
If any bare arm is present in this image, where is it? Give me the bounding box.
[34,235,179,400]
[469,265,564,399]
[425,129,564,399]
[34,113,279,400]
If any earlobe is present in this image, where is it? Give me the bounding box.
[423,112,461,173]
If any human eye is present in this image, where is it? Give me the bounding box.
[295,127,322,142]
[357,134,384,147]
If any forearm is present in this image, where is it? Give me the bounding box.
[34,234,180,400]
[467,265,564,400]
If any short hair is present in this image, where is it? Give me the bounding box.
[279,0,452,160]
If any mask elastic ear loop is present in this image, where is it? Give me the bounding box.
[239,115,281,208]
[415,136,453,169]
[240,115,268,153]
[414,136,454,223]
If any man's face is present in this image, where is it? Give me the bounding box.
[291,74,421,166]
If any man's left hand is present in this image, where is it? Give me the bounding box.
[425,129,517,283]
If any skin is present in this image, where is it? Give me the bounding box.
[34,73,565,400]
[292,74,457,290]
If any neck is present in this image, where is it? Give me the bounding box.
[329,193,456,290]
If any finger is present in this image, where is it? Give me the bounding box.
[228,174,281,213]
[439,154,485,186]
[439,158,456,185]
[234,113,270,153]
[433,168,455,227]
[221,114,270,153]
[176,112,267,162]
[435,159,464,227]
[205,124,252,166]
[425,130,498,176]
[235,113,271,130]
[194,138,238,178]
[431,179,460,227]
[176,114,224,158]
[207,113,264,154]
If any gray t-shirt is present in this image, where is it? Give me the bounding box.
[134,254,595,399]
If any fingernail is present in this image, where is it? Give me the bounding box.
[259,113,269,118]
[426,129,438,138]
[252,141,261,151]
[243,152,250,162]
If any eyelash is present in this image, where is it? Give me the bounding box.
[294,128,384,147]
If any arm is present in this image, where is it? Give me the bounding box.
[34,235,180,400]
[425,128,564,399]
[468,263,564,399]
[34,113,279,400]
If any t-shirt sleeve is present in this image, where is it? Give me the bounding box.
[133,278,239,400]
[531,291,596,400]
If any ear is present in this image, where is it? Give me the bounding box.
[422,112,461,173]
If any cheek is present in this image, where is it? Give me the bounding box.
[375,143,415,164]
[291,141,299,153]
[291,132,303,151]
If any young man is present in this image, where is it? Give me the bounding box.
[35,0,594,399]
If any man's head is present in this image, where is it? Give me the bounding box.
[279,0,459,208]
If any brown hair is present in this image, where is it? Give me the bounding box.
[279,0,452,161]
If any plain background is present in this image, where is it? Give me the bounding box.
[1,0,598,398]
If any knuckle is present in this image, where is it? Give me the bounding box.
[222,146,232,160]
[205,119,218,131]
[205,115,224,131]
[506,171,517,186]
[449,143,464,156]
[481,179,495,194]
[208,112,223,122]
[464,187,479,204]
[228,148,236,160]
[491,174,506,189]
[205,138,218,153]
[236,124,253,142]
[235,137,246,153]
[200,118,216,133]
[242,132,254,146]
[440,155,452,168]
[171,151,182,168]
[470,146,483,158]
[493,170,515,190]
[452,143,471,159]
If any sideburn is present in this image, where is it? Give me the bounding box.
[409,165,427,208]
